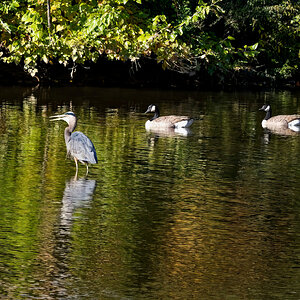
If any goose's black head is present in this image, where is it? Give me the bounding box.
[145,104,160,121]
[145,104,157,114]
[259,104,272,121]
[145,104,159,121]
[259,104,271,112]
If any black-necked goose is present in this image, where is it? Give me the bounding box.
[144,104,194,129]
[259,104,300,132]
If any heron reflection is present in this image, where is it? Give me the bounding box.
[49,177,96,296]
[60,177,96,232]
[50,112,98,176]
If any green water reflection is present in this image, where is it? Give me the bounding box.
[0,87,300,299]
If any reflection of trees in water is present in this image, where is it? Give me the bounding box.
[2,89,300,299]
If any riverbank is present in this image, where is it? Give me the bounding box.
[0,59,299,90]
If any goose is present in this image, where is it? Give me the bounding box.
[144,104,194,130]
[259,104,300,132]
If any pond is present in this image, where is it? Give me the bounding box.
[0,86,300,299]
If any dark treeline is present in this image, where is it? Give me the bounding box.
[0,0,299,88]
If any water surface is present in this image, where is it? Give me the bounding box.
[0,87,300,299]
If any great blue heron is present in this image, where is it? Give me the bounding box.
[50,111,98,175]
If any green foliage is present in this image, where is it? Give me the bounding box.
[222,0,299,79]
[0,0,298,81]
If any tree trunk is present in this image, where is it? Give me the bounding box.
[47,0,51,30]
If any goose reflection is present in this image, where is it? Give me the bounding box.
[262,127,300,144]
[146,126,192,138]
[266,127,300,136]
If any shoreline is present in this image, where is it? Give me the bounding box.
[0,60,299,90]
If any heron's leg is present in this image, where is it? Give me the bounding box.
[74,157,78,178]
[85,163,89,176]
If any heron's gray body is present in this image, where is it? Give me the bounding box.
[50,111,97,175]
[66,131,98,165]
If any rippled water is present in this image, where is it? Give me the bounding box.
[0,86,300,299]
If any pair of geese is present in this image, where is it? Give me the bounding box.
[50,104,300,173]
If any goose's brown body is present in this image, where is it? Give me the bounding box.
[264,114,300,129]
[259,104,300,131]
[147,115,193,128]
[145,104,194,129]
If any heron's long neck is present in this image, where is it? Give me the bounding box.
[151,107,160,121]
[264,109,272,120]
[64,120,77,143]
[64,128,72,144]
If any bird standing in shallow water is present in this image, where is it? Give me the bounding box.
[50,112,98,176]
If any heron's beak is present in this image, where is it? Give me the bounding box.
[49,114,66,121]
[258,106,264,111]
[144,108,151,114]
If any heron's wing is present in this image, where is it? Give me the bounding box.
[68,131,98,164]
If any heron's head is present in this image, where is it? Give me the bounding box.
[50,111,77,125]
[145,104,157,114]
